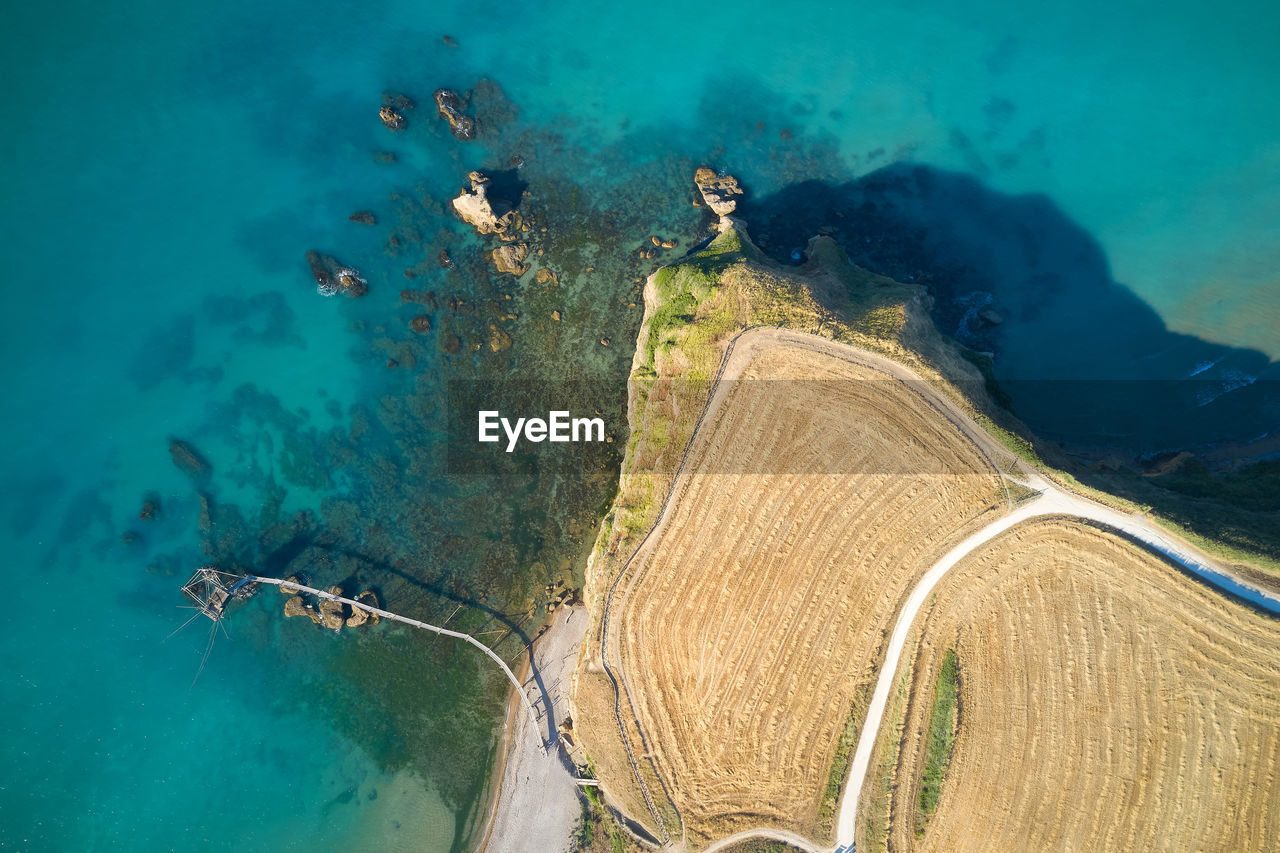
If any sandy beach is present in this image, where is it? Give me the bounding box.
[480,605,588,853]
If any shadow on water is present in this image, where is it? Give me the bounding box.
[741,163,1280,453]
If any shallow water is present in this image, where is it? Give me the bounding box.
[3,0,1278,849]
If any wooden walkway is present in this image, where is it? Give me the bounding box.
[248,575,545,753]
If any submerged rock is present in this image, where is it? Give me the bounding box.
[487,323,512,352]
[693,166,745,218]
[379,105,406,131]
[978,308,1005,326]
[490,242,529,276]
[348,211,377,226]
[410,315,432,333]
[169,439,211,480]
[381,91,415,112]
[138,493,160,521]
[399,289,437,307]
[434,89,475,140]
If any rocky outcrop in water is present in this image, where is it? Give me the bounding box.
[694,166,744,218]
[379,105,406,131]
[451,171,521,237]
[434,89,475,140]
[355,590,381,624]
[282,584,381,631]
[318,585,347,630]
[491,243,530,277]
[306,251,368,297]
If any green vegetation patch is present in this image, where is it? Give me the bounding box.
[817,693,864,832]
[916,648,960,835]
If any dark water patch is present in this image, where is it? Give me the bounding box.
[694,74,856,196]
[983,96,1017,128]
[985,35,1021,75]
[47,486,115,570]
[204,290,305,348]
[130,313,197,389]
[6,472,66,536]
[949,127,990,175]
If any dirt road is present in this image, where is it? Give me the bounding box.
[827,378,1280,849]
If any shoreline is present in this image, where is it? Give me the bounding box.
[478,605,588,853]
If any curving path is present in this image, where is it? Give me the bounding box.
[829,418,1280,847]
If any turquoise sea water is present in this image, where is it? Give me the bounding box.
[3,1,1278,849]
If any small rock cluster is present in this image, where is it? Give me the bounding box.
[637,234,679,259]
[450,170,533,277]
[693,166,745,221]
[378,92,414,131]
[280,577,382,632]
[306,250,368,297]
[434,89,475,140]
[543,578,579,613]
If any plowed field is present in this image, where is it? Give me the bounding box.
[884,519,1280,852]
[616,342,1002,843]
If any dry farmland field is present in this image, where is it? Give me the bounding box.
[875,518,1280,853]
[613,341,1005,844]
